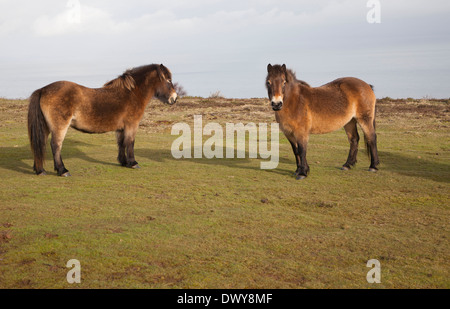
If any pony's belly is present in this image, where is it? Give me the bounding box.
[310,115,353,134]
[70,116,117,134]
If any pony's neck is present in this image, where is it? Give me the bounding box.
[284,70,310,105]
[135,69,159,104]
[284,81,302,106]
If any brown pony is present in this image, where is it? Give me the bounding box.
[28,64,178,176]
[266,64,379,179]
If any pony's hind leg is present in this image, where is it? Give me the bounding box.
[126,127,139,169]
[33,129,50,176]
[357,116,380,172]
[342,118,360,170]
[50,125,71,176]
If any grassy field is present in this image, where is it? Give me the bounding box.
[0,96,449,289]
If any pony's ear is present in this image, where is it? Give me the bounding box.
[281,64,288,81]
[267,64,273,73]
[159,64,172,81]
[157,64,165,81]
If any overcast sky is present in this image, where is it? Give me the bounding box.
[0,0,449,98]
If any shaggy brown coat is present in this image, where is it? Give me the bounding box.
[266,64,379,179]
[28,64,177,176]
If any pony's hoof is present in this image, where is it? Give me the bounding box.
[61,172,72,177]
[296,175,307,180]
[131,164,140,169]
[341,166,350,171]
[37,171,47,176]
[368,168,378,173]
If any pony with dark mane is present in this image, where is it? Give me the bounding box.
[28,64,178,176]
[266,64,379,179]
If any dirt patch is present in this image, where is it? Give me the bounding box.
[19,258,36,265]
[144,274,184,285]
[0,231,13,243]
[108,227,124,234]
[16,279,33,287]
[44,233,59,239]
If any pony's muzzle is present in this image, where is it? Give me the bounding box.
[168,93,178,105]
[271,101,283,111]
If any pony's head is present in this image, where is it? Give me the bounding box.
[154,64,178,105]
[104,64,178,105]
[266,64,288,111]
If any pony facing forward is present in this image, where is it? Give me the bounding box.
[28,64,178,176]
[266,64,379,179]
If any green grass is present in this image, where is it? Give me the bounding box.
[0,98,449,288]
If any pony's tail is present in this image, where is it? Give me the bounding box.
[28,89,48,174]
[371,85,377,132]
[373,105,377,130]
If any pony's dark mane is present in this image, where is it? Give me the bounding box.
[286,69,310,88]
[103,64,170,91]
[104,70,136,91]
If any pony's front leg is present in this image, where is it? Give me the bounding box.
[342,119,359,170]
[289,140,301,176]
[126,139,140,169]
[116,129,128,167]
[295,140,310,180]
[122,127,140,169]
